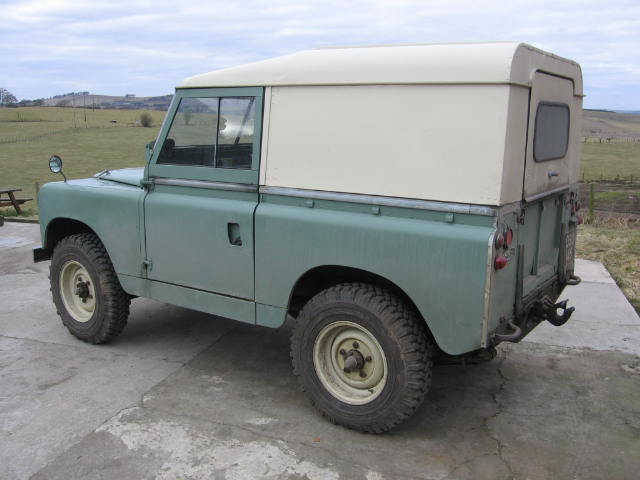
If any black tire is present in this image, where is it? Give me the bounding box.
[291,283,432,433]
[50,233,130,344]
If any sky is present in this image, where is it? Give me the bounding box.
[1,0,639,110]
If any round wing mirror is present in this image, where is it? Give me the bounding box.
[49,155,63,173]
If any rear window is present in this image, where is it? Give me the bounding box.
[533,102,570,162]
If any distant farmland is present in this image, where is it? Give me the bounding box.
[0,107,165,216]
[0,106,639,218]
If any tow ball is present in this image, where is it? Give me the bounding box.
[541,297,575,326]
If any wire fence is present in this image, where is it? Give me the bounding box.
[582,136,640,143]
[579,181,640,217]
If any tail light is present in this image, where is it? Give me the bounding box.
[505,228,513,248]
[570,196,582,224]
[494,255,508,270]
[494,228,513,270]
[571,200,582,215]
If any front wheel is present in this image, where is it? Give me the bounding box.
[291,283,433,433]
[50,233,130,344]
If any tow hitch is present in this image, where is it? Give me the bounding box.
[541,297,575,326]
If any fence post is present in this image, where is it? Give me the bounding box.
[588,183,595,224]
[35,182,40,201]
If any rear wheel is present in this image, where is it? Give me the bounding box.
[291,283,432,433]
[50,233,130,344]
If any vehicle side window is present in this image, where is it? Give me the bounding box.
[157,97,218,166]
[533,102,570,162]
[217,97,256,170]
[157,96,256,170]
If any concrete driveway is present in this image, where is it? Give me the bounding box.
[1,221,639,480]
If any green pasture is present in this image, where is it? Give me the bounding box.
[581,142,640,181]
[2,106,640,218]
[0,107,165,217]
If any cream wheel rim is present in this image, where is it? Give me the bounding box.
[313,320,388,405]
[59,260,96,323]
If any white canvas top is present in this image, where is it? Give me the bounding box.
[181,42,582,95]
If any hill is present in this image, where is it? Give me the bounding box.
[582,109,640,140]
[43,93,173,110]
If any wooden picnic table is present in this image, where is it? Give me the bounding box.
[0,187,33,215]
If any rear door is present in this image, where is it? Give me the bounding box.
[520,72,578,295]
[523,72,577,199]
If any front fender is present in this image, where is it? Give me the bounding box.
[38,179,144,278]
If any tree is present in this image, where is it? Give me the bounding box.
[0,88,17,107]
[140,112,153,127]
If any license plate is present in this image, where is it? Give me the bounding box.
[565,227,576,272]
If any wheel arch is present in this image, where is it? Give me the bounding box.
[44,217,98,251]
[287,265,438,345]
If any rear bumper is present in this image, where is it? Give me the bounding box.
[489,274,578,346]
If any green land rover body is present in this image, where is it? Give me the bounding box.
[34,42,583,432]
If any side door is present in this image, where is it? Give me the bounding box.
[143,87,263,300]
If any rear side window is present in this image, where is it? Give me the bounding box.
[534,103,570,162]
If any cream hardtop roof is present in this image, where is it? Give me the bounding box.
[181,42,582,95]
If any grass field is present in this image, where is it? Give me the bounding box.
[0,107,165,217]
[2,107,639,210]
[577,223,640,312]
[581,142,640,181]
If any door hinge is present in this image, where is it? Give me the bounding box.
[142,259,153,271]
[140,179,154,190]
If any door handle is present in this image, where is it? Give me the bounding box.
[227,223,242,246]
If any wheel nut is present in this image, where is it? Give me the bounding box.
[365,356,372,362]
[359,371,367,378]
[339,349,346,356]
[353,342,359,349]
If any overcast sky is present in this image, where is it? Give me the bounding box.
[2,0,639,109]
